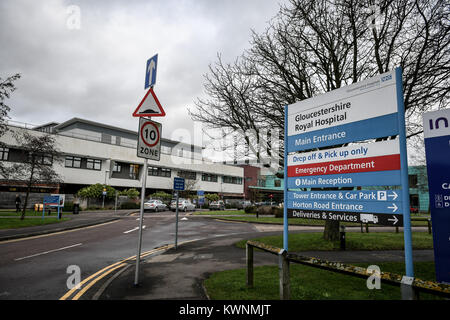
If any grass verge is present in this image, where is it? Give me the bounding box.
[0,217,70,229]
[204,261,441,300]
[235,232,433,251]
[0,210,74,217]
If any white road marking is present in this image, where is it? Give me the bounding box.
[14,243,83,261]
[123,226,146,234]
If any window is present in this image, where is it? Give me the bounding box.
[178,170,196,180]
[223,176,243,185]
[161,146,172,155]
[0,147,9,161]
[129,164,139,179]
[410,194,419,207]
[65,156,81,168]
[148,166,171,178]
[101,133,112,144]
[409,174,418,188]
[86,158,102,170]
[202,173,218,182]
[29,153,53,165]
[113,162,122,173]
[115,136,121,146]
[274,180,281,187]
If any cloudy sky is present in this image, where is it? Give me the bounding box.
[0,0,286,142]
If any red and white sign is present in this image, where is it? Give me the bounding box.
[287,139,400,177]
[137,117,161,160]
[133,87,166,117]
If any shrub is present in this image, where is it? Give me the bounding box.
[257,205,282,217]
[77,183,117,199]
[273,206,283,218]
[245,206,257,214]
[62,202,81,212]
[119,188,140,199]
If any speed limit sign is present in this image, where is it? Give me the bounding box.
[137,117,161,160]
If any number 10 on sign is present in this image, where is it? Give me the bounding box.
[137,117,161,161]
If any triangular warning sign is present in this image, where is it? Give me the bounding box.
[132,87,166,117]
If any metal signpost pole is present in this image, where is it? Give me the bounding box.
[134,158,148,286]
[396,68,414,278]
[132,54,164,287]
[175,191,179,249]
[283,105,289,251]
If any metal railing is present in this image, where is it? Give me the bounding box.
[246,240,450,300]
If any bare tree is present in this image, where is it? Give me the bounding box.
[0,74,21,175]
[190,0,449,241]
[2,131,62,219]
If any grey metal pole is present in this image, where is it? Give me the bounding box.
[134,158,148,286]
[175,191,179,249]
[115,190,117,213]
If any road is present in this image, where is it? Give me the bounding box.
[0,210,258,300]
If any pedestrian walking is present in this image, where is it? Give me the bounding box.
[15,194,21,212]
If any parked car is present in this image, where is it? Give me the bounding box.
[410,206,419,213]
[209,200,225,210]
[255,201,271,206]
[170,199,195,212]
[144,199,167,212]
[236,200,252,209]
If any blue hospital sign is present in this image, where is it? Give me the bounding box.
[423,108,450,284]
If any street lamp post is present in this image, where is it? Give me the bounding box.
[103,170,109,208]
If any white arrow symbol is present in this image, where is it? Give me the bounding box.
[388,203,398,212]
[388,191,398,201]
[388,216,399,225]
[148,59,156,86]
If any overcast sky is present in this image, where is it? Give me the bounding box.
[0,0,285,143]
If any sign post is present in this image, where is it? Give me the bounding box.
[133,53,166,286]
[173,177,185,249]
[284,68,413,276]
[423,108,450,283]
[43,195,60,219]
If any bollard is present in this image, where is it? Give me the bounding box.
[246,243,254,288]
[427,219,432,234]
[340,225,346,251]
[278,249,290,300]
[395,226,399,233]
[360,222,364,233]
[365,223,369,233]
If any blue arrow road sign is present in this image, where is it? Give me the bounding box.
[287,170,402,189]
[287,190,400,202]
[287,199,402,214]
[145,54,158,89]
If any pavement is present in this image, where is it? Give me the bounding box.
[0,209,137,241]
[90,226,434,300]
[0,212,434,300]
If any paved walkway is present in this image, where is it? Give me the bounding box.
[96,230,434,300]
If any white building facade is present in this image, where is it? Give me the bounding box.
[0,118,244,200]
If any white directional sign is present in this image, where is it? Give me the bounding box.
[137,117,161,160]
